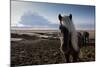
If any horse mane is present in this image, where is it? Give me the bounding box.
[62,15,79,52]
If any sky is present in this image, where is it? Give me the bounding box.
[11,1,95,30]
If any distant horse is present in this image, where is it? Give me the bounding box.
[58,14,80,62]
[83,31,89,46]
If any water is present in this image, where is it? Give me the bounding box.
[11,38,23,41]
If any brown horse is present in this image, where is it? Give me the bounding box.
[58,14,81,63]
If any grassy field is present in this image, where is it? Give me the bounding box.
[11,31,95,66]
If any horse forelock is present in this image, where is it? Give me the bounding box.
[62,16,72,33]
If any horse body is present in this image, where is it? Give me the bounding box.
[58,14,80,62]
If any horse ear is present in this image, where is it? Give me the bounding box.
[69,14,72,20]
[58,14,62,21]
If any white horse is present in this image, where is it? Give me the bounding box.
[58,14,80,62]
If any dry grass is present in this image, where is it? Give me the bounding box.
[11,33,95,66]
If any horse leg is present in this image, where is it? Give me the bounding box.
[60,46,70,63]
[64,52,70,63]
[72,51,79,62]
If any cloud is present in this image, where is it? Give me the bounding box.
[19,12,58,29]
[17,11,94,30]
